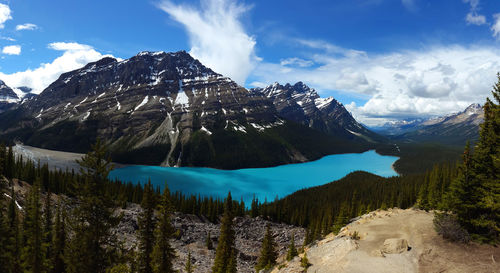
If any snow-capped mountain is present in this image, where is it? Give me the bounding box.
[251,82,381,142]
[0,81,38,113]
[380,103,484,146]
[0,51,374,168]
[0,80,21,113]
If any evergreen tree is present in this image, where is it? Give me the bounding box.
[5,145,13,179]
[65,140,119,273]
[22,178,44,273]
[332,202,349,233]
[212,192,237,273]
[151,183,176,273]
[206,231,213,250]
[0,142,5,176]
[446,74,500,243]
[300,253,310,270]
[7,187,22,273]
[51,202,66,273]
[472,74,500,242]
[0,186,10,273]
[184,251,194,273]
[255,225,278,271]
[138,181,156,273]
[286,233,298,261]
[43,190,53,272]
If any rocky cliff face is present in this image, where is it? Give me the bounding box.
[252,82,381,142]
[0,51,371,168]
[0,80,19,113]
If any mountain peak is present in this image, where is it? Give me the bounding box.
[0,80,19,101]
[464,103,482,114]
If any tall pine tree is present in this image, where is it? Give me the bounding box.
[22,178,45,273]
[151,183,176,273]
[212,192,237,273]
[138,180,156,273]
[65,140,119,273]
[51,202,66,273]
[446,74,500,243]
[255,225,278,271]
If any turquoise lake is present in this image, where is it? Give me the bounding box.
[109,150,398,204]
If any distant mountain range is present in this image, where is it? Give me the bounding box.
[372,103,484,146]
[0,51,378,169]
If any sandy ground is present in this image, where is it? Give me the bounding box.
[13,144,126,172]
[274,208,500,273]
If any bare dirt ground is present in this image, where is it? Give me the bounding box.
[274,208,500,273]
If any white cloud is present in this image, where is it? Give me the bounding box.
[280,57,314,68]
[1,36,15,41]
[466,13,486,25]
[48,42,93,51]
[492,14,500,39]
[464,0,487,25]
[252,44,500,125]
[15,23,38,31]
[0,3,12,29]
[0,42,110,94]
[157,0,258,85]
[2,45,21,55]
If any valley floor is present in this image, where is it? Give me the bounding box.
[13,144,127,171]
[274,208,500,273]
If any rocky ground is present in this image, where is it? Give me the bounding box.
[116,203,305,273]
[2,178,305,273]
[273,208,500,273]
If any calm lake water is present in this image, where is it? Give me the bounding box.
[109,150,398,204]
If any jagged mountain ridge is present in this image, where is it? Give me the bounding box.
[379,103,484,146]
[0,80,20,113]
[251,82,382,142]
[0,81,38,113]
[0,51,373,169]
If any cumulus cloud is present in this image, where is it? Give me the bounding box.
[464,0,487,25]
[157,0,258,85]
[0,42,109,94]
[15,23,38,31]
[252,44,500,125]
[2,45,21,55]
[492,14,500,39]
[0,3,12,29]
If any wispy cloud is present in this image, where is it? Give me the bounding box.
[464,0,487,25]
[1,36,15,41]
[15,23,38,31]
[0,3,12,29]
[492,14,500,40]
[401,0,418,12]
[157,0,259,85]
[2,45,21,55]
[280,57,314,68]
[0,42,111,94]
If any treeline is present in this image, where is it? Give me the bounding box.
[0,142,246,219]
[252,162,458,243]
[0,140,184,273]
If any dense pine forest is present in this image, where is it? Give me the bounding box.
[0,76,498,271]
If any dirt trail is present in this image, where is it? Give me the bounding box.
[274,208,500,273]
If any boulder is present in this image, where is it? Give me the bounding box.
[381,238,409,254]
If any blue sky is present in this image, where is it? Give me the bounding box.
[0,0,499,125]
